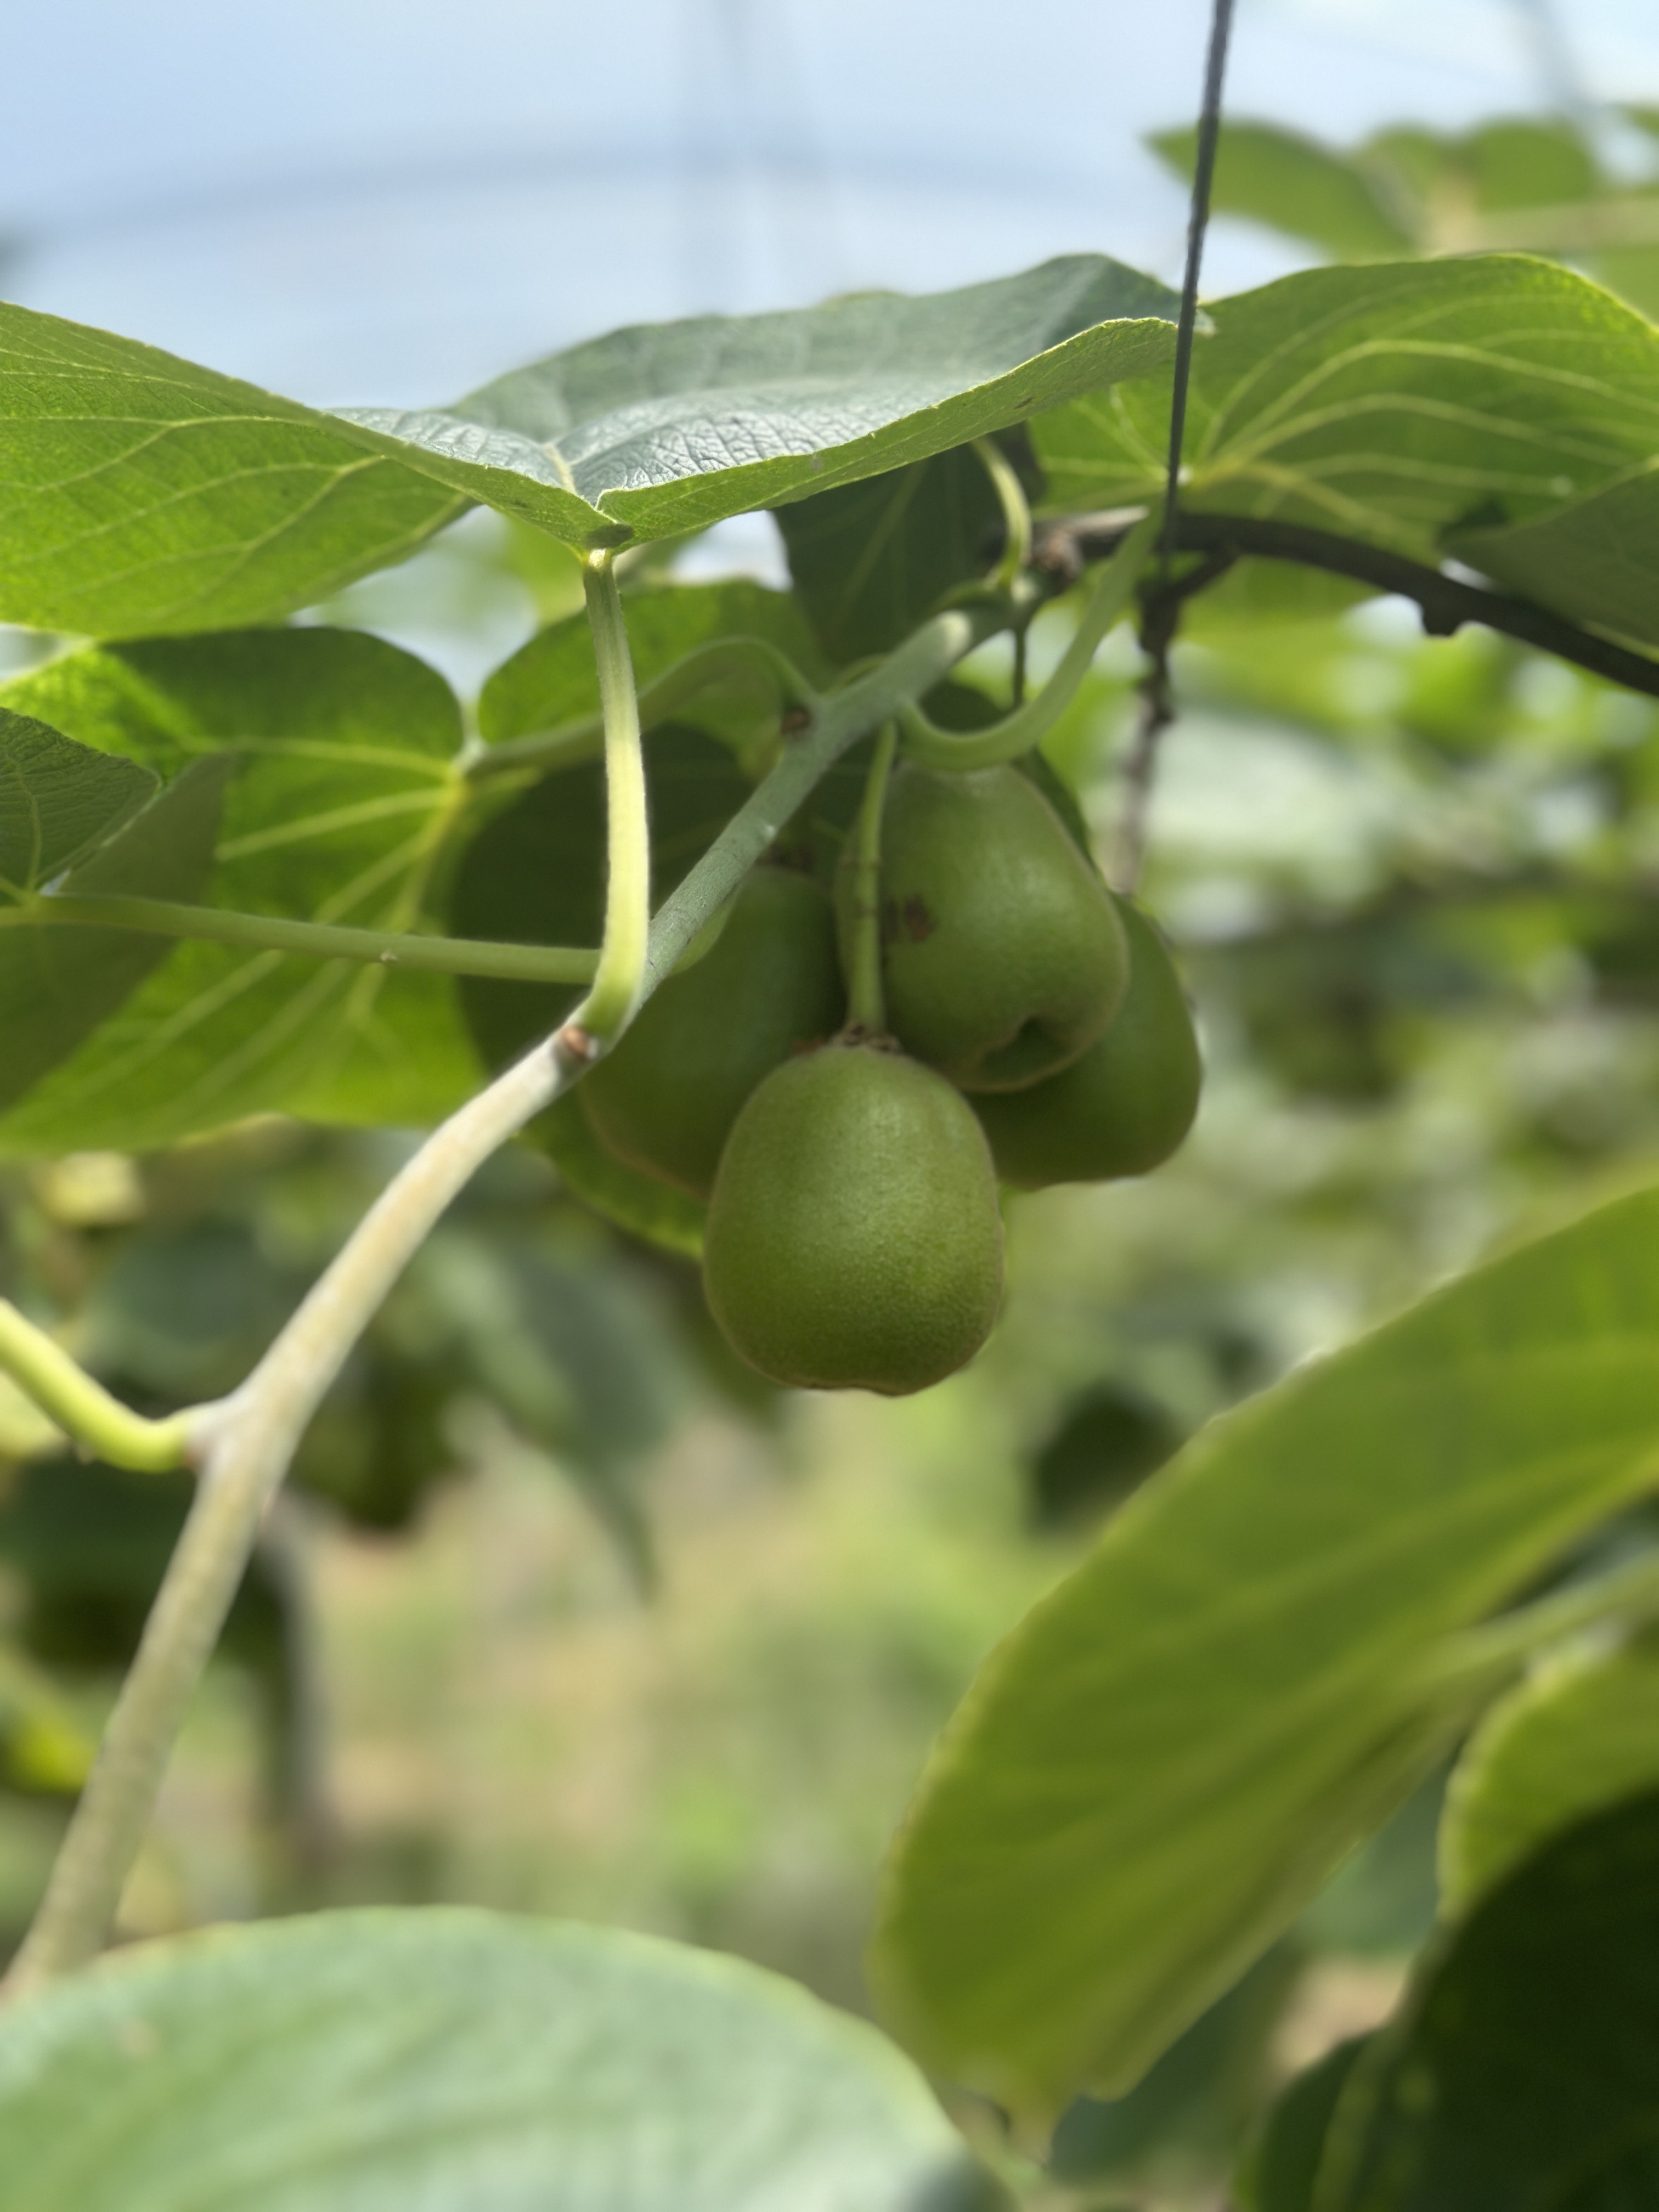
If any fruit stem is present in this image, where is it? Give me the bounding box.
[5,895,600,986]
[0,1300,199,1474]
[897,508,1161,772]
[973,437,1032,592]
[845,724,898,1034]
[572,550,652,1047]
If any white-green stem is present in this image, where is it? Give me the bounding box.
[4,896,598,986]
[0,1303,195,1473]
[898,507,1160,771]
[1,1034,575,2000]
[0,575,1026,2004]
[973,437,1033,592]
[844,725,898,1034]
[569,552,651,1046]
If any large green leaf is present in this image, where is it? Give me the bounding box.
[0,708,156,889]
[1318,1793,1659,2210]
[772,438,1032,665]
[0,752,232,1111]
[0,630,480,1153]
[0,263,1178,637]
[0,304,464,636]
[0,1909,997,2212]
[870,1186,1659,2127]
[1438,1634,1659,1914]
[1449,471,1659,649]
[340,257,1182,548]
[1150,122,1414,261]
[1031,258,1659,639]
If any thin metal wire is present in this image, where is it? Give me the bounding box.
[1159,0,1238,572]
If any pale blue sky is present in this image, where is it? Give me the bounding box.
[4,0,1657,404]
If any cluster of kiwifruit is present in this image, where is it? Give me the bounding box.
[580,759,1200,1397]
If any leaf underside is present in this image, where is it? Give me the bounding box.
[0,258,1180,637]
[871,1186,1659,2128]
[0,1908,998,2212]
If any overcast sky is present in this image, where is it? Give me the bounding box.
[5,0,1658,404]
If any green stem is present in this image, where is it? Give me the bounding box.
[845,725,898,1034]
[1416,1550,1659,1701]
[5,896,598,986]
[0,571,1029,2006]
[465,636,819,782]
[898,508,1160,772]
[571,552,651,1045]
[0,1303,195,1474]
[973,437,1032,592]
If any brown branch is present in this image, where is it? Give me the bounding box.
[1035,510,1659,703]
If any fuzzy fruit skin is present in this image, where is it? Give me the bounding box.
[878,763,1128,1092]
[703,1040,1004,1395]
[974,896,1200,1188]
[582,867,843,1200]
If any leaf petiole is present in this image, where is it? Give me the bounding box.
[0,1301,198,1475]
[4,894,600,985]
[569,552,652,1047]
[896,509,1160,772]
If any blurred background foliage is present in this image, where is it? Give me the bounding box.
[9,73,1659,2212]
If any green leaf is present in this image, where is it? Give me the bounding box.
[479,577,828,757]
[1438,1634,1659,1915]
[0,303,465,636]
[0,1909,999,2212]
[0,630,481,1153]
[870,1186,1659,2127]
[1235,2038,1371,2212]
[1318,1793,1659,2210]
[0,709,156,890]
[1149,122,1414,261]
[772,437,1033,665]
[1449,473,1659,650]
[339,256,1182,548]
[1031,259,1659,597]
[1049,1944,1301,2194]
[0,753,232,1113]
[455,722,750,1253]
[539,1090,708,1259]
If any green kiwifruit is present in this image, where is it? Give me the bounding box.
[703,1038,1003,1394]
[582,865,843,1200]
[973,896,1200,1187]
[877,762,1127,1092]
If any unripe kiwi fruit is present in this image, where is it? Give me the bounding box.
[582,865,843,1200]
[973,896,1200,1188]
[703,1038,1004,1394]
[876,761,1128,1092]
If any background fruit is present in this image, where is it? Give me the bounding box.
[703,1039,1004,1394]
[878,763,1128,1092]
[974,896,1201,1187]
[583,866,843,1199]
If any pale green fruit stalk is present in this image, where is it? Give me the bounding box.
[703,1039,1004,1395]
